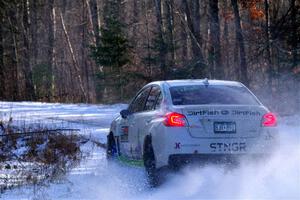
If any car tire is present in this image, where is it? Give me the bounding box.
[106,132,117,159]
[143,137,159,187]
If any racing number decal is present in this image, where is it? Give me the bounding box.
[120,126,129,142]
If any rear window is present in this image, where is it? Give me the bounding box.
[169,85,260,105]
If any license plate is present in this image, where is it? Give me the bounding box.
[214,122,236,133]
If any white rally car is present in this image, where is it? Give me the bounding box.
[107,79,278,184]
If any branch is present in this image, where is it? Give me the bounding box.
[0,129,80,137]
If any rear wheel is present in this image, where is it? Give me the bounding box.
[143,137,159,187]
[106,132,117,159]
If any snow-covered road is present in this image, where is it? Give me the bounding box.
[0,101,299,199]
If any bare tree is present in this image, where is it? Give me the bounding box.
[141,0,152,75]
[87,0,100,46]
[30,0,38,69]
[7,5,19,100]
[231,0,248,85]
[81,0,91,102]
[191,0,203,64]
[154,0,167,79]
[59,10,88,101]
[0,13,4,99]
[209,0,223,79]
[290,0,298,68]
[223,0,230,78]
[179,0,188,64]
[164,0,175,67]
[45,0,55,100]
[181,0,205,76]
[264,0,273,90]
[22,0,36,100]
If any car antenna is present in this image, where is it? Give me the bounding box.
[203,78,209,87]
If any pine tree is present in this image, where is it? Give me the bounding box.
[90,0,130,101]
[91,17,130,72]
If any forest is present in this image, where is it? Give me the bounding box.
[0,0,299,113]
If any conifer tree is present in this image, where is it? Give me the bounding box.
[90,0,130,101]
[91,17,130,72]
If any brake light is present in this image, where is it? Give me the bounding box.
[262,112,277,127]
[163,112,187,127]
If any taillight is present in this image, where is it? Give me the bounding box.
[163,112,187,127]
[262,112,277,127]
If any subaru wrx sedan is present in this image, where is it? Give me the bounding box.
[107,79,278,185]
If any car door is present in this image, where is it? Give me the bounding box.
[129,85,163,159]
[125,86,152,159]
[118,88,148,157]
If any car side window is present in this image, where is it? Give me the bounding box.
[145,86,162,111]
[128,87,151,113]
[154,92,162,110]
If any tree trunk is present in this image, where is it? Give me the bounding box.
[59,10,88,101]
[88,0,100,46]
[154,0,167,79]
[231,0,248,85]
[181,0,205,76]
[290,0,297,68]
[132,0,139,43]
[191,0,203,63]
[0,14,4,100]
[30,0,38,68]
[164,0,175,67]
[22,0,36,100]
[209,0,222,79]
[264,0,273,90]
[82,0,90,102]
[142,0,152,75]
[8,6,19,100]
[265,0,273,83]
[179,0,188,64]
[46,0,55,101]
[290,0,299,112]
[223,0,230,78]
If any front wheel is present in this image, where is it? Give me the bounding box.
[106,132,117,159]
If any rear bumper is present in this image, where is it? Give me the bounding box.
[168,153,270,168]
[152,125,279,168]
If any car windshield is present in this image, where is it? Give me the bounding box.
[169,85,260,105]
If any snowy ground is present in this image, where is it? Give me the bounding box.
[0,101,299,200]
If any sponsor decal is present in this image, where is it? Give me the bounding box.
[174,142,181,149]
[181,144,201,147]
[231,110,261,116]
[221,110,229,115]
[187,110,261,116]
[210,142,246,152]
[187,110,221,116]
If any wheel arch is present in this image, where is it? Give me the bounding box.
[143,134,152,154]
[108,131,121,156]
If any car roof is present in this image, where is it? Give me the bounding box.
[147,79,243,88]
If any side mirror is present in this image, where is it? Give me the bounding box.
[120,109,131,119]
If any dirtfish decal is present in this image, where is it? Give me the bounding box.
[187,110,260,116]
